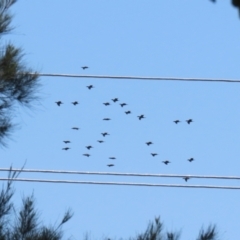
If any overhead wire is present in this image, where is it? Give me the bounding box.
[0,168,240,190]
[0,168,240,180]
[30,73,240,83]
[0,177,240,190]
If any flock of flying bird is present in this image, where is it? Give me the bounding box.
[55,66,195,181]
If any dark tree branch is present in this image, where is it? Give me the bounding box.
[197,225,218,240]
[0,0,17,34]
[0,166,72,240]
[0,0,40,147]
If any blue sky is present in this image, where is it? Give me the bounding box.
[1,0,240,239]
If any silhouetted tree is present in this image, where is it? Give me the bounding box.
[0,0,40,147]
[131,217,218,240]
[231,0,240,14]
[211,0,240,17]
[0,167,73,240]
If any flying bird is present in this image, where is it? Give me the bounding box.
[86,145,93,150]
[112,98,119,102]
[102,132,109,137]
[98,140,104,143]
[103,118,111,121]
[103,102,110,106]
[120,103,127,107]
[188,158,194,162]
[137,114,145,120]
[109,157,116,160]
[72,127,79,130]
[146,141,153,146]
[82,66,88,70]
[55,101,63,106]
[87,85,94,90]
[125,111,131,114]
[83,153,90,157]
[183,177,190,182]
[62,147,70,151]
[162,160,170,165]
[72,101,79,105]
[107,164,114,167]
[63,141,71,144]
[151,153,158,157]
[186,119,193,124]
[174,120,180,124]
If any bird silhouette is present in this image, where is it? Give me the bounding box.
[107,164,114,167]
[55,101,63,106]
[188,158,194,162]
[174,120,180,124]
[125,111,131,114]
[72,127,79,130]
[109,157,116,160]
[146,141,153,146]
[63,141,71,144]
[86,145,93,150]
[183,177,190,182]
[151,153,158,157]
[120,103,127,107]
[98,140,104,143]
[103,102,110,106]
[103,118,111,121]
[186,119,193,124]
[162,160,170,165]
[137,114,145,120]
[72,101,78,105]
[112,98,118,102]
[82,66,88,70]
[87,85,94,90]
[62,147,70,151]
[102,132,109,137]
[83,153,90,157]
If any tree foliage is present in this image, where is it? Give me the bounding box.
[132,217,218,240]
[231,0,240,15]
[0,0,40,147]
[211,0,240,16]
[0,167,73,240]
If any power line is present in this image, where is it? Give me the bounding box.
[31,73,240,83]
[1,168,240,180]
[0,177,240,190]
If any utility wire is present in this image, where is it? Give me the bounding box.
[1,168,240,180]
[0,177,240,190]
[32,73,240,83]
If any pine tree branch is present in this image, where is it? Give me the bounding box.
[197,225,218,240]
